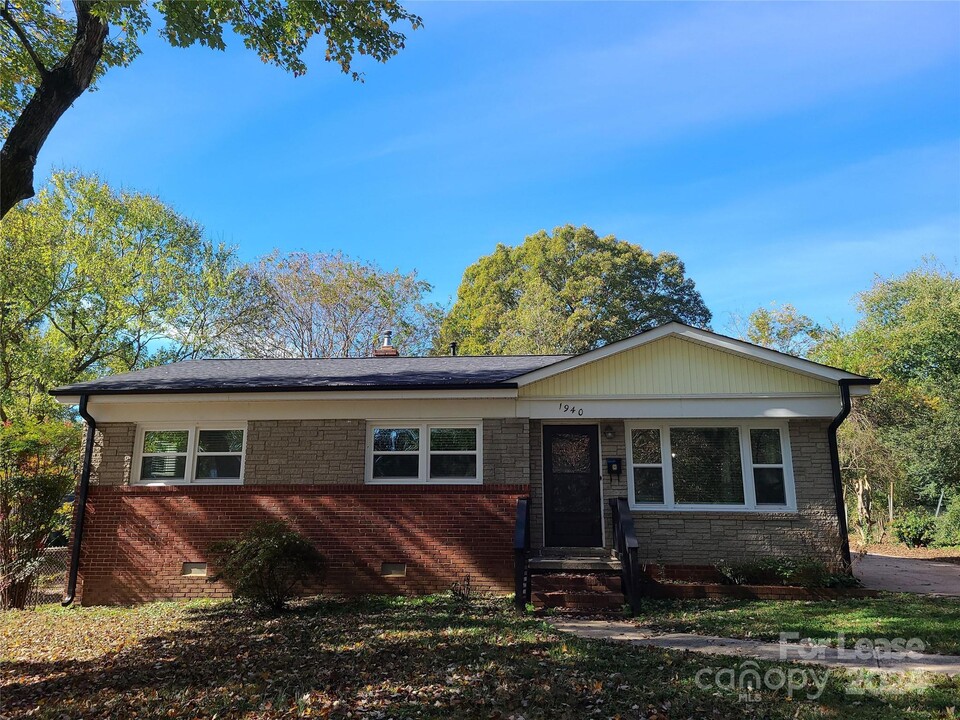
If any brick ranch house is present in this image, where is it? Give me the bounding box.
[52,322,877,606]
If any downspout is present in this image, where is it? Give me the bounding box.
[827,378,880,570]
[62,394,95,606]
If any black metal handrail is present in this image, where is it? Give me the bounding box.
[513,497,531,609]
[609,497,643,615]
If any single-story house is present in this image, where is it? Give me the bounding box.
[52,322,877,606]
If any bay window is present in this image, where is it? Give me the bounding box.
[136,425,246,484]
[368,422,482,483]
[626,422,794,511]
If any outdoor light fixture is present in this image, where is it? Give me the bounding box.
[603,425,615,440]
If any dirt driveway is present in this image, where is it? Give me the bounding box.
[853,552,960,596]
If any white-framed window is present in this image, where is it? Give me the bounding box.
[134,424,247,485]
[366,421,482,484]
[625,421,796,512]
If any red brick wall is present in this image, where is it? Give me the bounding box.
[76,484,525,606]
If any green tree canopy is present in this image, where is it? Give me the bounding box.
[225,251,444,358]
[814,261,960,506]
[731,303,823,357]
[0,0,420,217]
[817,263,960,391]
[436,225,711,355]
[0,170,250,419]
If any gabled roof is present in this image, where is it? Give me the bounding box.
[50,322,872,398]
[511,322,872,386]
[49,355,570,396]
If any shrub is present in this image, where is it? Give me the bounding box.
[0,419,79,609]
[209,521,324,613]
[450,574,474,606]
[714,556,858,588]
[893,510,937,548]
[934,497,960,547]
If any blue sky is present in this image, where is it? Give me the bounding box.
[36,1,960,331]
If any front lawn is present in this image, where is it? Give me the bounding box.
[1,595,958,719]
[635,594,960,655]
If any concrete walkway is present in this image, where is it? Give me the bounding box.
[550,618,960,675]
[853,552,960,596]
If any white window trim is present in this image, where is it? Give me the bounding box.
[365,420,483,484]
[625,420,796,512]
[133,422,247,486]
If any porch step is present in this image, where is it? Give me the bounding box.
[533,547,616,559]
[530,573,625,611]
[528,556,622,572]
[528,547,621,572]
[532,573,623,594]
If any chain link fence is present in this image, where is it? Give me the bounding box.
[26,546,69,607]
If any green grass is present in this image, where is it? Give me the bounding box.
[1,594,958,719]
[635,593,960,654]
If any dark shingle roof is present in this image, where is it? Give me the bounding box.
[49,355,571,396]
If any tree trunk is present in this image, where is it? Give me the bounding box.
[0,1,108,219]
[0,576,33,610]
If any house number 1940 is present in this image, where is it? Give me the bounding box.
[558,403,584,416]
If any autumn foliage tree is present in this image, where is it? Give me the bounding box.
[227,251,444,358]
[436,225,711,355]
[0,0,421,217]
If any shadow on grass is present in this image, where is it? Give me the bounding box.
[635,593,960,654]
[3,595,959,719]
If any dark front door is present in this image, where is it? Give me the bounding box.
[543,424,602,547]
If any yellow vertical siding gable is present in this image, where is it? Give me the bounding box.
[518,336,837,397]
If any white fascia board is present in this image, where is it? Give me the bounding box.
[518,396,842,419]
[513,322,868,386]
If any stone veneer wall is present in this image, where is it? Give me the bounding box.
[627,420,842,567]
[243,419,367,484]
[529,420,544,546]
[528,419,844,567]
[88,423,136,486]
[86,418,529,487]
[483,418,530,485]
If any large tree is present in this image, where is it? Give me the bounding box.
[812,262,960,533]
[226,251,443,358]
[0,0,420,218]
[436,225,711,355]
[0,170,250,419]
[729,303,823,356]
